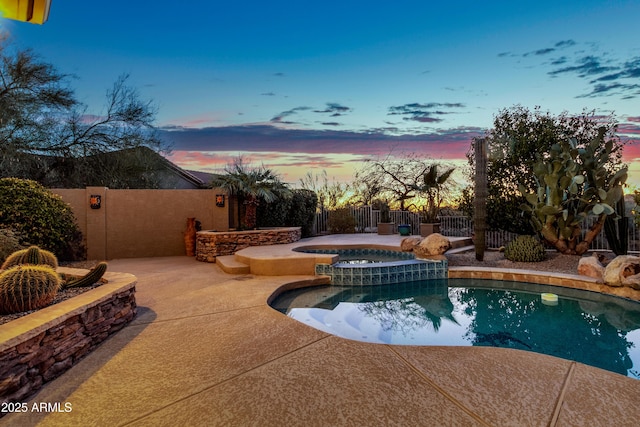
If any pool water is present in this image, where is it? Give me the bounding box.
[270,278,640,379]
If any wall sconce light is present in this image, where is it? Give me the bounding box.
[215,194,225,207]
[90,195,101,209]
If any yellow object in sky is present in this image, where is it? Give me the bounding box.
[0,0,51,25]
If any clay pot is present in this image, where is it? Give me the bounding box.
[184,217,197,256]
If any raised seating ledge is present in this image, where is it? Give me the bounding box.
[228,235,470,276]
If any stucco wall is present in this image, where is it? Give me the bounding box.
[53,188,229,259]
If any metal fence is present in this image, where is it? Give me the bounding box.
[314,206,421,235]
[315,207,640,252]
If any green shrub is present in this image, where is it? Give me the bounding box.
[0,228,27,265]
[287,189,318,237]
[256,189,318,237]
[328,208,356,234]
[0,178,84,261]
[257,194,293,228]
[504,235,547,262]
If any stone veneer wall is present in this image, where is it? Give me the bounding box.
[196,227,302,262]
[0,272,137,407]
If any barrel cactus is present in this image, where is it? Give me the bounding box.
[0,264,61,314]
[504,235,547,263]
[1,246,59,270]
[63,262,108,288]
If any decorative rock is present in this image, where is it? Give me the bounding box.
[577,254,605,281]
[414,233,451,258]
[400,236,422,252]
[603,255,640,288]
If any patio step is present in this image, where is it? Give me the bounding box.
[216,255,250,274]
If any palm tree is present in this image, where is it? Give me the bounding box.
[210,159,291,229]
[411,163,455,223]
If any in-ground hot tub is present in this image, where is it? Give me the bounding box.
[294,246,448,286]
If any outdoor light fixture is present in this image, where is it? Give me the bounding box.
[0,0,51,25]
[216,195,225,207]
[90,195,102,210]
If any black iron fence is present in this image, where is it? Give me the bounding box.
[315,206,640,252]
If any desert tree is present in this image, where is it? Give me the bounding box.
[0,39,168,188]
[299,170,351,210]
[0,40,75,177]
[354,151,456,212]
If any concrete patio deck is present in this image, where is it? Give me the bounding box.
[2,235,640,426]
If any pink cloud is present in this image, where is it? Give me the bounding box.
[160,124,481,161]
[167,151,230,170]
[161,113,226,128]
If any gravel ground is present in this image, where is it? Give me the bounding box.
[447,250,584,274]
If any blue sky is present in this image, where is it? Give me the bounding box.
[2,0,640,187]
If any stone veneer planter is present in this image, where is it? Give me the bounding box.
[196,227,302,263]
[0,269,137,407]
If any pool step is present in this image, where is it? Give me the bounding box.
[447,244,475,254]
[449,237,473,250]
[216,255,250,274]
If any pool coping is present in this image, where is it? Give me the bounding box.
[237,234,640,302]
[449,266,640,301]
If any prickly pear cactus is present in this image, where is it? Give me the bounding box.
[0,264,61,314]
[1,246,59,270]
[519,129,627,255]
[63,262,108,289]
[504,235,547,263]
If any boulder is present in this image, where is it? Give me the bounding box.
[603,255,640,288]
[414,233,451,258]
[400,236,422,252]
[577,254,605,281]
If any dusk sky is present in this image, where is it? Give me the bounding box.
[2,0,640,190]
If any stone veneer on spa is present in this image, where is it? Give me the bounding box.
[196,227,301,262]
[303,248,448,286]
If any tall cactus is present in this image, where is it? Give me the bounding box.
[520,128,627,255]
[1,246,59,270]
[63,262,108,288]
[0,265,61,314]
[474,137,488,261]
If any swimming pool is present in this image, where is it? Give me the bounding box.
[270,278,640,379]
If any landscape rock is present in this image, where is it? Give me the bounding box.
[400,236,422,252]
[577,254,605,281]
[603,255,640,288]
[414,233,451,258]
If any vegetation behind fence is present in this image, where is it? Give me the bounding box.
[315,207,640,252]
